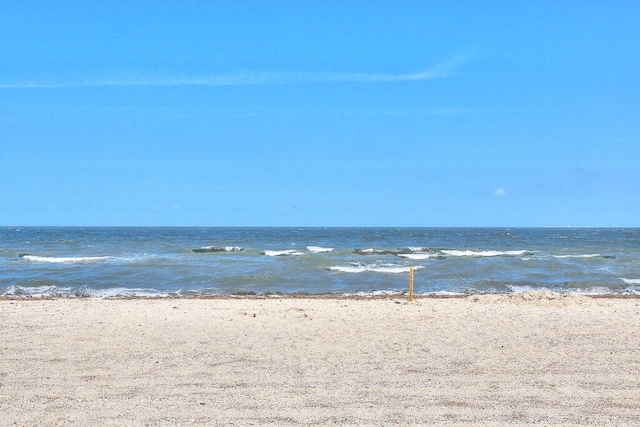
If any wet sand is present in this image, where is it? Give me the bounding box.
[1,292,639,425]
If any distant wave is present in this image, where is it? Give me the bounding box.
[327,264,423,274]
[621,278,640,285]
[306,246,334,253]
[354,248,413,256]
[19,254,113,263]
[192,246,244,253]
[441,250,530,257]
[396,253,440,260]
[354,248,532,258]
[553,254,616,259]
[553,254,600,259]
[261,250,305,257]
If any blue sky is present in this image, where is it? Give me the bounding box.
[1,1,639,226]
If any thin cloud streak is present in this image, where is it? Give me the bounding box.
[0,57,466,89]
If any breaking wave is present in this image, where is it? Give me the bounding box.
[192,246,244,253]
[19,255,113,263]
[441,250,531,257]
[307,246,334,253]
[261,250,305,257]
[396,253,440,260]
[354,248,533,258]
[553,254,616,259]
[327,264,424,274]
[1,285,172,298]
[354,248,413,256]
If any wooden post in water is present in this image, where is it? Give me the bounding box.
[409,267,414,301]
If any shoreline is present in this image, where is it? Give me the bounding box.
[2,291,640,301]
[2,293,639,425]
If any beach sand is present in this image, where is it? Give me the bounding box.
[1,293,639,426]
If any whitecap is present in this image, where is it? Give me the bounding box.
[21,255,113,263]
[193,246,243,253]
[553,254,601,259]
[442,250,529,257]
[327,264,423,274]
[621,278,640,285]
[396,253,436,260]
[262,250,304,257]
[306,246,334,253]
[357,248,379,254]
[327,265,366,273]
[353,248,411,256]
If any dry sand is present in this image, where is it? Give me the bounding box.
[1,292,639,426]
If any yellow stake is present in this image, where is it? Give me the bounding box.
[409,267,414,301]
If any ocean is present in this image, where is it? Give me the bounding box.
[1,227,639,297]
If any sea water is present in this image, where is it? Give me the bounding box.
[1,227,639,297]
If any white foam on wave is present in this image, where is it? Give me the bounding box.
[397,253,436,260]
[509,285,540,293]
[306,246,334,253]
[328,264,423,274]
[359,248,379,254]
[21,255,113,263]
[201,246,243,251]
[553,254,600,259]
[88,287,172,298]
[442,250,529,257]
[192,246,244,253]
[262,250,305,257]
[621,278,640,285]
[1,285,170,298]
[1,285,64,297]
[113,253,164,263]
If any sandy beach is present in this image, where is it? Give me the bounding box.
[1,293,639,426]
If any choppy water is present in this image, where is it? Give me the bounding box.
[1,227,639,297]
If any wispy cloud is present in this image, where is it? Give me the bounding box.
[0,57,466,89]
